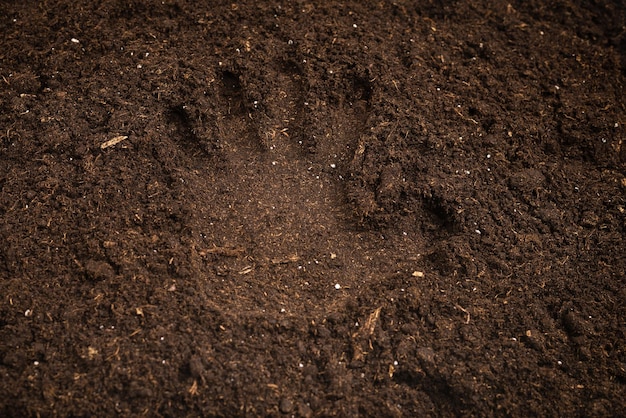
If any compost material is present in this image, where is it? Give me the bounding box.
[1,1,625,416]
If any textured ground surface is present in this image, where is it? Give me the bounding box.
[1,0,625,416]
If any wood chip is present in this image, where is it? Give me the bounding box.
[100,135,128,149]
[271,254,300,264]
[199,246,245,257]
[363,307,381,336]
[351,307,382,362]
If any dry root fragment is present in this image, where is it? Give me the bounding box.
[188,380,198,396]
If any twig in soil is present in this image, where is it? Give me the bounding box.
[238,265,254,275]
[453,107,478,125]
[100,135,128,149]
[455,304,471,324]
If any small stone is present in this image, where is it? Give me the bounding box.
[412,271,424,278]
[279,398,294,414]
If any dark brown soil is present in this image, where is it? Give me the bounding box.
[1,0,625,416]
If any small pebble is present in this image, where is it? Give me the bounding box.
[279,398,294,413]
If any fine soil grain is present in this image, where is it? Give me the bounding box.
[1,0,625,416]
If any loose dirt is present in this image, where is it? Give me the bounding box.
[1,0,625,416]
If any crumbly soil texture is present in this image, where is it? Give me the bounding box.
[1,0,625,416]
